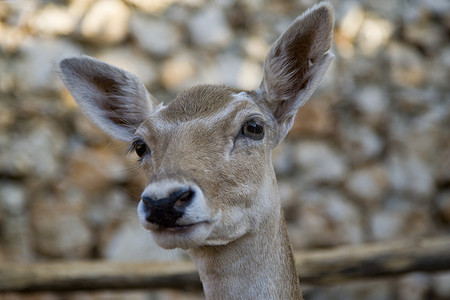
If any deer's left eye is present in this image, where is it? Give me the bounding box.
[241,119,264,140]
[132,139,150,158]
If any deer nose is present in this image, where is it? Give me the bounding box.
[141,188,195,228]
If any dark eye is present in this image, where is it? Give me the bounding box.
[132,139,149,158]
[241,119,264,140]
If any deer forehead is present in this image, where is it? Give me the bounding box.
[141,85,269,137]
[161,85,260,120]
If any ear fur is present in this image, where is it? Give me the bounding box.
[260,2,334,144]
[59,56,156,142]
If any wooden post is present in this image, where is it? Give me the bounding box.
[295,237,450,284]
[1,237,450,293]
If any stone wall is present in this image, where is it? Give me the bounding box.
[0,0,449,299]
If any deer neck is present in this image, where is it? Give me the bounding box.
[189,205,302,300]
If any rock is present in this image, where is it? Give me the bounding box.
[0,8,30,53]
[318,58,338,91]
[188,6,232,49]
[197,52,263,89]
[0,182,26,217]
[67,147,130,193]
[236,58,263,90]
[0,59,15,94]
[14,38,82,93]
[103,214,185,261]
[370,197,431,241]
[272,141,295,176]
[86,188,129,227]
[30,195,93,258]
[211,52,241,87]
[339,123,384,164]
[440,47,450,70]
[0,182,32,261]
[436,139,450,186]
[370,208,404,241]
[160,53,197,91]
[386,151,435,198]
[393,87,438,113]
[337,4,365,41]
[97,47,158,87]
[428,48,450,88]
[294,141,347,184]
[335,3,364,59]
[398,273,430,300]
[350,85,388,124]
[66,291,152,300]
[125,0,180,14]
[421,0,450,16]
[80,0,130,45]
[431,271,450,298]
[345,165,388,204]
[217,53,262,89]
[71,112,114,146]
[306,279,394,300]
[388,95,447,164]
[0,214,33,262]
[399,3,423,24]
[290,190,363,248]
[289,99,334,137]
[130,14,181,57]
[0,99,16,127]
[436,191,450,223]
[278,180,298,208]
[344,53,384,82]
[357,15,393,55]
[364,0,398,20]
[403,20,445,54]
[0,120,66,180]
[29,3,78,36]
[243,36,270,62]
[387,42,425,87]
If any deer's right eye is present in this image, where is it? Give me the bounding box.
[241,119,265,140]
[132,139,150,158]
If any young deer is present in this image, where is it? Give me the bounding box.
[59,3,333,299]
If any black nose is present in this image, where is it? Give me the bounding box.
[141,188,195,227]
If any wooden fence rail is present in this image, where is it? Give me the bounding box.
[1,237,450,293]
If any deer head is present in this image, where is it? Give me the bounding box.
[59,3,333,253]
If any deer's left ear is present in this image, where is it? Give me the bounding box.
[59,56,157,142]
[259,2,334,144]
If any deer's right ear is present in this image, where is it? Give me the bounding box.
[59,56,156,142]
[259,2,334,145]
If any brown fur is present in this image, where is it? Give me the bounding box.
[59,2,334,299]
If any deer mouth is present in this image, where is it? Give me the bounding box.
[147,220,216,250]
[157,221,210,233]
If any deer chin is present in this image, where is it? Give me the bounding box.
[149,220,216,250]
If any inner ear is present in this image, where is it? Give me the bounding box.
[259,3,334,143]
[59,56,157,142]
[92,75,123,95]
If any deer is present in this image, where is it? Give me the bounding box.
[58,2,333,299]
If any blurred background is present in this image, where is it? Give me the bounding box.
[0,0,449,299]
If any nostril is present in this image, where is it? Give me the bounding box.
[173,189,195,212]
[141,196,154,207]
